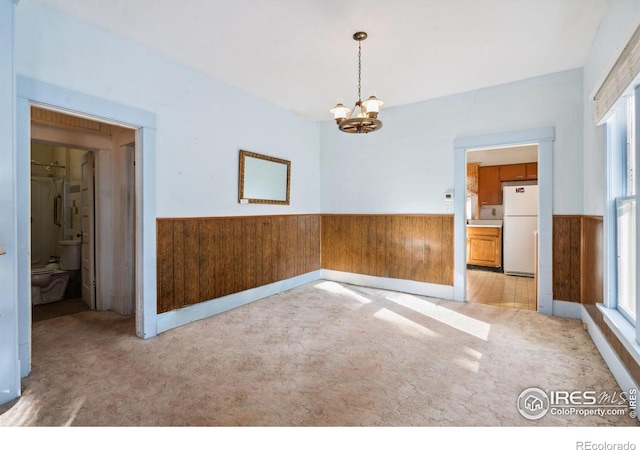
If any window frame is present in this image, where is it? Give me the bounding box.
[603,88,640,357]
[615,195,636,324]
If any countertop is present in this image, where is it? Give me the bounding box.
[467,219,503,228]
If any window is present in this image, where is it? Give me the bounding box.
[615,96,637,324]
[608,94,637,330]
[599,23,640,358]
[625,95,636,197]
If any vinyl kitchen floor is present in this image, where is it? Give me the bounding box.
[466,269,536,311]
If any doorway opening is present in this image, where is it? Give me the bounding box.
[29,106,137,324]
[464,144,539,311]
[16,77,158,380]
[453,127,554,316]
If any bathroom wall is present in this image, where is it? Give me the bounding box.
[31,143,89,265]
[30,143,65,267]
[63,148,85,242]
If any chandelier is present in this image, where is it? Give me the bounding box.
[330,31,383,134]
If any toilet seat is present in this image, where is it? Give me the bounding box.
[32,267,54,275]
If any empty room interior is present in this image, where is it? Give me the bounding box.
[1,0,640,439]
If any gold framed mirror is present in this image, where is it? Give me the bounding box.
[238,150,291,205]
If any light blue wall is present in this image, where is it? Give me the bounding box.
[0,0,20,405]
[16,1,321,218]
[320,69,584,215]
[583,0,640,215]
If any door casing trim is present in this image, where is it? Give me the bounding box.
[16,77,158,377]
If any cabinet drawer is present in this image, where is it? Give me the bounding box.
[467,226,501,238]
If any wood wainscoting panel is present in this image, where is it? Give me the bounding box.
[172,221,185,307]
[552,215,604,304]
[198,220,217,301]
[321,214,454,286]
[441,216,455,285]
[184,221,201,306]
[156,220,175,314]
[552,216,582,303]
[219,219,235,298]
[157,215,321,314]
[570,218,582,303]
[581,216,604,305]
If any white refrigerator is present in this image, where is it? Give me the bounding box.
[503,185,538,276]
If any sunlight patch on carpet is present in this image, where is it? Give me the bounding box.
[384,291,491,340]
[0,393,42,426]
[314,281,372,305]
[372,307,440,338]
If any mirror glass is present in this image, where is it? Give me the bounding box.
[239,150,291,205]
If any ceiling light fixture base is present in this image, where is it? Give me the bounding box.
[353,31,367,41]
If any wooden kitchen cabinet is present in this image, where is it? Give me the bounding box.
[467,226,502,268]
[477,162,538,206]
[478,166,501,205]
[525,162,538,179]
[499,162,538,181]
[499,163,527,181]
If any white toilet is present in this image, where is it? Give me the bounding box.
[31,240,81,305]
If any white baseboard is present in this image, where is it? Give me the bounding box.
[552,299,582,319]
[157,270,454,334]
[320,269,455,300]
[581,305,639,397]
[156,270,322,334]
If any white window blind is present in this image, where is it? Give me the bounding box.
[594,23,640,124]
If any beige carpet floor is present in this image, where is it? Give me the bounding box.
[0,280,636,426]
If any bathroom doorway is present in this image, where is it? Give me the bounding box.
[29,106,137,321]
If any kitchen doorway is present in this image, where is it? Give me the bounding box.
[453,127,554,316]
[465,144,539,311]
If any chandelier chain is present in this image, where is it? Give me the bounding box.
[357,40,362,103]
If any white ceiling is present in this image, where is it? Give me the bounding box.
[36,0,610,121]
[467,144,538,165]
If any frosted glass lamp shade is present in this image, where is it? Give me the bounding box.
[363,95,383,113]
[330,100,351,120]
